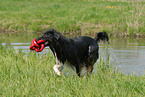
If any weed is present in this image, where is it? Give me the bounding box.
[0,45,144,96]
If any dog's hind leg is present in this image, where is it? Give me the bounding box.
[87,65,94,75]
[86,45,99,75]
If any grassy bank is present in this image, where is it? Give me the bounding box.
[0,0,145,37]
[0,45,144,96]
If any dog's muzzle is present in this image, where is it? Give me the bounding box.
[29,38,45,52]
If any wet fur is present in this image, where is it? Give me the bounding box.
[36,29,109,77]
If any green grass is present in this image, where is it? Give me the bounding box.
[0,0,145,36]
[0,45,144,96]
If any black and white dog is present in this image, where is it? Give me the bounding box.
[36,29,109,77]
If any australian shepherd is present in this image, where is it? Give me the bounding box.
[30,29,109,77]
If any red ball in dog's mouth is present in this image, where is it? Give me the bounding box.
[29,38,45,52]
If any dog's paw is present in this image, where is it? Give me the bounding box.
[56,72,61,76]
[53,65,61,76]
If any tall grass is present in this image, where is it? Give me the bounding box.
[0,45,144,96]
[0,0,145,36]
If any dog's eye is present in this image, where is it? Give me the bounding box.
[42,35,46,37]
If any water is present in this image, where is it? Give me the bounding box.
[100,45,145,76]
[1,38,145,76]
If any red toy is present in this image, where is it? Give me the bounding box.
[29,38,45,52]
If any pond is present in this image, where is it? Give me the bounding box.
[0,35,145,76]
[100,39,145,76]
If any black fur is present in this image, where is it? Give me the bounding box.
[95,31,109,44]
[36,29,109,76]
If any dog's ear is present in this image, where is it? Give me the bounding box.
[49,29,60,40]
[42,29,55,36]
[42,29,60,40]
[54,32,60,40]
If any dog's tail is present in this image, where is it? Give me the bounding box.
[94,32,109,44]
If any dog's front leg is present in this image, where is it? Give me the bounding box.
[53,52,64,76]
[53,63,64,76]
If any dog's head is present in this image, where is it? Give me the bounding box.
[36,29,61,47]
[30,29,61,52]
